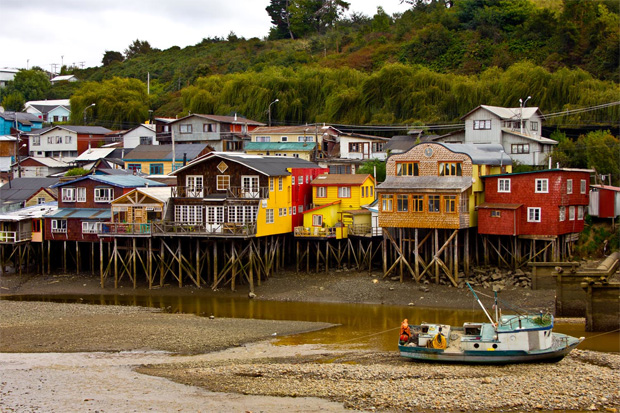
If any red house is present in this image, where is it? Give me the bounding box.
[589,185,620,219]
[478,169,592,236]
[290,166,329,228]
[45,175,166,242]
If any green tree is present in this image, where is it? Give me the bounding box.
[4,69,51,102]
[102,50,124,66]
[357,158,386,183]
[1,92,25,112]
[70,77,149,129]
[266,0,295,39]
[581,130,620,186]
[124,39,154,59]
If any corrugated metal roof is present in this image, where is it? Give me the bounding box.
[311,174,372,186]
[245,142,316,151]
[477,203,522,210]
[123,143,208,161]
[435,143,511,165]
[49,208,111,219]
[75,148,116,161]
[251,125,340,135]
[52,175,166,189]
[171,114,265,126]
[377,176,473,191]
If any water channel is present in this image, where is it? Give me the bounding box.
[5,294,619,353]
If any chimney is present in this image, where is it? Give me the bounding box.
[183,153,187,166]
[234,113,237,121]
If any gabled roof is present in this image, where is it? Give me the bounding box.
[75,148,117,162]
[0,135,17,142]
[501,129,557,145]
[339,132,390,142]
[0,178,60,204]
[311,174,374,186]
[52,174,166,189]
[49,208,110,219]
[244,142,316,151]
[39,125,112,135]
[112,187,172,204]
[0,111,43,123]
[170,113,264,126]
[427,143,511,165]
[171,152,320,177]
[119,124,156,136]
[123,144,209,161]
[303,200,341,214]
[19,156,72,168]
[461,105,544,121]
[591,184,620,192]
[25,99,70,108]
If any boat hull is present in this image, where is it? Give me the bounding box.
[399,333,583,364]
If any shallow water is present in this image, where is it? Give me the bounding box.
[5,294,619,353]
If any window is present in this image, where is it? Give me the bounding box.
[535,179,548,193]
[428,195,440,212]
[580,180,587,194]
[150,164,164,175]
[349,143,361,153]
[61,187,76,202]
[567,179,573,194]
[94,187,114,202]
[33,220,41,232]
[298,205,303,213]
[491,210,501,218]
[578,206,584,220]
[412,195,424,212]
[269,178,274,191]
[32,136,40,146]
[297,136,313,142]
[256,136,271,142]
[498,179,511,193]
[281,136,288,142]
[174,205,203,224]
[179,124,192,133]
[527,207,541,222]
[127,164,141,172]
[288,207,292,215]
[77,187,86,203]
[338,187,351,198]
[396,162,419,176]
[317,187,326,198]
[531,121,539,131]
[217,175,230,191]
[241,176,259,198]
[559,206,566,222]
[382,194,393,212]
[266,209,274,224]
[55,136,63,144]
[397,195,408,212]
[569,206,575,221]
[186,175,204,197]
[372,142,384,152]
[278,208,287,216]
[511,144,529,154]
[329,165,351,174]
[37,197,46,204]
[140,136,153,145]
[82,222,102,234]
[203,123,215,132]
[278,177,283,191]
[473,120,491,130]
[312,214,323,226]
[292,206,297,215]
[47,136,53,144]
[439,162,462,176]
[444,195,456,213]
[51,219,67,233]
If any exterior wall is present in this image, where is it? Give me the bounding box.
[57,179,130,209]
[44,216,102,242]
[463,110,501,144]
[312,177,375,210]
[123,127,158,148]
[25,189,56,207]
[477,208,520,236]
[245,149,313,161]
[302,203,341,228]
[47,107,70,123]
[290,167,329,228]
[482,170,590,236]
[124,160,176,175]
[251,132,316,143]
[173,117,221,143]
[339,136,386,160]
[32,129,78,157]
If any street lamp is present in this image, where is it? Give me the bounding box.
[518,96,531,135]
[268,99,279,127]
[83,103,96,125]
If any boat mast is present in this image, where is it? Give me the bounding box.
[466,282,496,327]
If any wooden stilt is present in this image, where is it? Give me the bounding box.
[100,239,104,287]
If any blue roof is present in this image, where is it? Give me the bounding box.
[49,208,110,219]
[52,175,166,189]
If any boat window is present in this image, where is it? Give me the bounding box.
[465,326,481,335]
[421,326,429,333]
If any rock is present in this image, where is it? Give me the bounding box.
[408,302,415,306]
[248,292,256,299]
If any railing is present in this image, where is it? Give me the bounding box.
[151,221,257,237]
[99,222,152,235]
[0,231,32,243]
[171,186,269,199]
[347,224,383,237]
[294,226,336,238]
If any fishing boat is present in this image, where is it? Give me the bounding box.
[398,284,584,364]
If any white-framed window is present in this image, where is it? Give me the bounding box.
[186,175,204,197]
[498,179,511,193]
[535,179,548,193]
[55,136,63,144]
[279,208,287,217]
[37,197,46,204]
[473,120,491,130]
[569,206,576,221]
[297,136,313,142]
[312,214,323,226]
[32,136,40,146]
[531,121,539,131]
[174,205,204,224]
[51,219,67,233]
[338,187,351,198]
[567,179,573,194]
[61,187,76,202]
[203,123,215,132]
[256,136,271,142]
[77,187,86,202]
[306,176,309,184]
[82,221,102,234]
[94,187,114,202]
[511,144,529,154]
[578,206,584,220]
[278,177,283,191]
[288,207,292,215]
[241,175,259,198]
[580,179,587,194]
[217,175,230,191]
[559,206,566,222]
[269,178,274,191]
[317,187,326,198]
[382,194,393,212]
[281,136,288,142]
[266,209,274,224]
[179,124,192,133]
[292,206,297,215]
[140,136,152,145]
[527,207,541,222]
[491,210,501,218]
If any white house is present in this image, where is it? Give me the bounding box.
[24,99,71,123]
[0,68,18,88]
[435,105,557,166]
[120,124,158,148]
[338,132,389,161]
[50,75,78,85]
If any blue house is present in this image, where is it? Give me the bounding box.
[0,111,43,135]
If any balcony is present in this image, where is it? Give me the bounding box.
[171,186,269,199]
[348,224,383,237]
[99,223,152,236]
[294,226,337,238]
[151,221,257,237]
[0,231,31,244]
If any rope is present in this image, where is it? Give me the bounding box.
[334,327,400,345]
[580,328,620,341]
